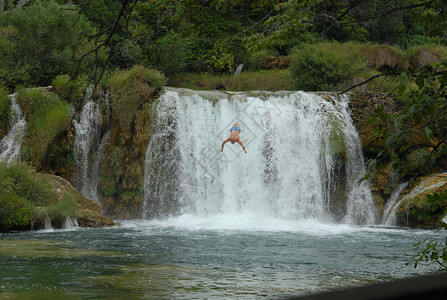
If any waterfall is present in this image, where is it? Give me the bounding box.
[0,94,27,164]
[143,88,376,225]
[73,87,109,204]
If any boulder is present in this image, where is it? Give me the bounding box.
[40,173,114,228]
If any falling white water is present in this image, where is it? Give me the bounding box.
[62,217,79,230]
[44,216,53,230]
[382,183,408,226]
[143,88,376,225]
[0,94,27,163]
[73,87,108,203]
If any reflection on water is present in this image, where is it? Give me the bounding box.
[0,219,441,299]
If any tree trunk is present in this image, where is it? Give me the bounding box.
[15,0,29,9]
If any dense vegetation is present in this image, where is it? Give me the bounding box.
[0,0,446,89]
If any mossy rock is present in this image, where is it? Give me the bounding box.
[98,66,165,219]
[39,173,114,228]
[0,163,113,232]
[396,173,447,228]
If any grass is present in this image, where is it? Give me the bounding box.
[51,74,88,104]
[107,65,166,133]
[171,69,293,91]
[15,88,71,166]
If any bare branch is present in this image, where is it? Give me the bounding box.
[340,72,399,94]
[340,70,447,94]
[340,0,435,25]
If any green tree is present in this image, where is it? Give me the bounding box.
[0,0,101,88]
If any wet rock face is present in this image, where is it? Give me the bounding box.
[99,85,161,219]
[348,92,447,228]
[348,92,400,216]
[348,92,400,150]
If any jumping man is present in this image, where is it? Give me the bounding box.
[221,122,247,153]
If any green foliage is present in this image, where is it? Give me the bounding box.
[145,32,192,77]
[244,0,321,52]
[0,84,11,138]
[0,163,50,231]
[401,188,447,225]
[206,44,236,74]
[108,65,166,133]
[245,50,272,71]
[0,191,33,231]
[0,163,79,231]
[15,88,71,166]
[407,221,447,271]
[290,42,367,91]
[386,65,447,177]
[0,0,99,88]
[52,74,89,104]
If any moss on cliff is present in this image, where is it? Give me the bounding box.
[99,66,166,218]
[15,88,71,169]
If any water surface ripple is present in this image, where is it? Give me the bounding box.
[0,219,441,299]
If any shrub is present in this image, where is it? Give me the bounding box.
[289,42,367,91]
[0,191,33,231]
[108,65,166,133]
[145,32,192,77]
[405,44,447,72]
[363,44,409,71]
[245,50,271,71]
[171,69,293,91]
[0,163,49,231]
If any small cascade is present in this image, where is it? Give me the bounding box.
[73,87,109,204]
[234,64,244,76]
[143,88,376,225]
[0,94,27,163]
[62,217,79,230]
[44,216,53,230]
[382,183,408,226]
[383,176,447,226]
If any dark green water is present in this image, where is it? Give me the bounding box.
[0,218,441,299]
